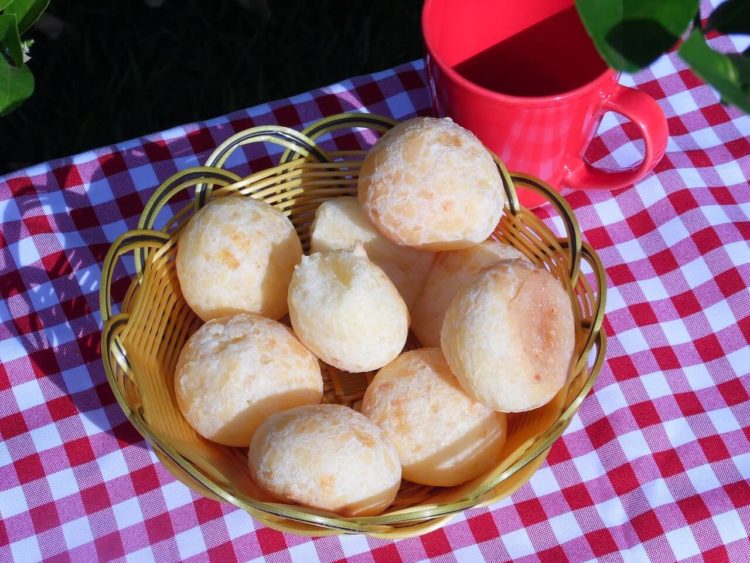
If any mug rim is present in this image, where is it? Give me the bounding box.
[421,0,617,105]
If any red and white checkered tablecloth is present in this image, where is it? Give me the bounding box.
[1,30,749,563]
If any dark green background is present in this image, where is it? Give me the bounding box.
[0,0,423,174]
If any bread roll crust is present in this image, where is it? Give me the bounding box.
[249,404,401,516]
[412,240,528,347]
[362,348,507,486]
[175,313,323,447]
[288,245,409,373]
[441,261,575,412]
[176,196,302,321]
[310,196,435,309]
[358,117,505,251]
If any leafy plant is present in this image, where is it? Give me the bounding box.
[576,0,750,112]
[0,0,49,116]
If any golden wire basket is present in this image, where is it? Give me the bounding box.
[99,113,606,538]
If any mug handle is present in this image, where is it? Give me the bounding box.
[563,84,669,190]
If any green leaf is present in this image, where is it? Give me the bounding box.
[707,0,750,35]
[0,0,15,11]
[576,0,699,72]
[5,0,49,33]
[0,14,23,66]
[0,53,33,115]
[678,28,750,112]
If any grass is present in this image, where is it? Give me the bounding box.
[0,0,423,174]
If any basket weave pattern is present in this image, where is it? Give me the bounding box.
[100,113,606,538]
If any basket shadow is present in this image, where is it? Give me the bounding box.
[2,161,149,450]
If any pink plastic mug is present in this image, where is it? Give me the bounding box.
[422,0,669,207]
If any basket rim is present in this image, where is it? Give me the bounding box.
[98,112,608,537]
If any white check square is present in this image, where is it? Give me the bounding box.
[61,365,95,395]
[46,468,80,501]
[701,204,732,228]
[549,511,584,544]
[595,496,628,528]
[610,142,643,169]
[640,478,674,509]
[636,277,669,301]
[387,92,418,120]
[682,364,715,391]
[680,257,713,289]
[125,546,156,563]
[732,452,750,478]
[453,544,484,563]
[529,465,561,498]
[29,422,64,453]
[339,533,371,557]
[704,300,737,334]
[289,541,320,563]
[572,451,606,482]
[97,449,130,482]
[666,91,700,116]
[12,378,47,411]
[13,237,42,267]
[0,441,10,468]
[715,160,745,186]
[657,216,691,248]
[618,430,652,463]
[615,238,647,262]
[596,383,629,416]
[160,481,193,512]
[665,526,700,560]
[726,347,750,377]
[644,55,678,80]
[224,507,255,539]
[592,198,626,225]
[175,527,207,561]
[112,497,144,530]
[606,285,626,314]
[635,175,667,208]
[86,178,116,206]
[128,164,159,191]
[724,241,750,266]
[502,528,535,559]
[0,485,28,519]
[638,371,673,402]
[663,417,697,449]
[10,535,42,563]
[690,126,722,149]
[62,516,94,550]
[713,510,747,545]
[676,167,706,188]
[685,464,721,494]
[617,327,650,355]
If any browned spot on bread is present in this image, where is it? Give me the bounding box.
[319,475,335,491]
[351,426,377,448]
[438,132,463,148]
[219,248,240,269]
[230,231,251,247]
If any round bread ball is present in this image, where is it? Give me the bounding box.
[288,245,409,373]
[310,196,435,309]
[175,313,323,447]
[441,261,575,412]
[412,240,528,347]
[362,348,507,487]
[176,196,302,321]
[357,117,505,251]
[249,404,401,516]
